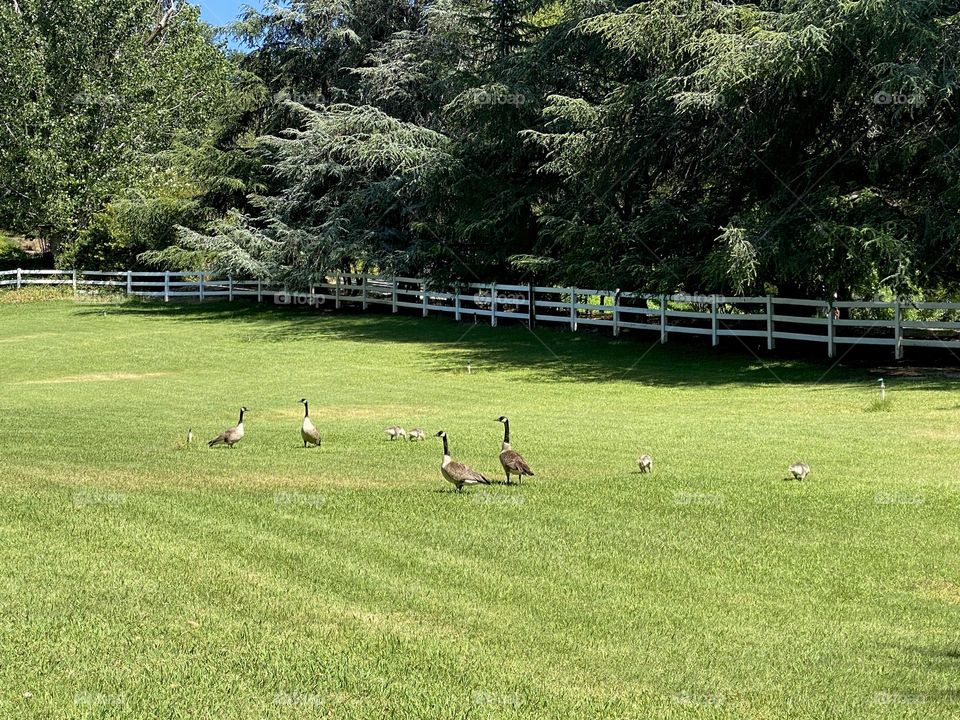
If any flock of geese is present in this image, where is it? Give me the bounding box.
[198,400,813,489]
[202,402,534,490]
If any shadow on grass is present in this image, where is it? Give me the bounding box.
[69,298,951,389]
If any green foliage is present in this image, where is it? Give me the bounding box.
[0,232,49,271]
[8,0,960,300]
[146,103,450,285]
[0,0,252,264]
[0,235,27,271]
[867,396,895,413]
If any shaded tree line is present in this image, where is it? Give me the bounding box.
[3,0,960,301]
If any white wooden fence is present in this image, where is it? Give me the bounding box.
[4,268,960,359]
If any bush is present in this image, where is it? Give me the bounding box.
[58,192,202,271]
[0,233,51,271]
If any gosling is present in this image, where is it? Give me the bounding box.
[637,454,653,474]
[408,428,426,441]
[788,461,810,481]
[385,426,407,441]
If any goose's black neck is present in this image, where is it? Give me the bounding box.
[502,419,510,444]
[303,401,309,418]
[442,434,449,456]
[238,408,245,424]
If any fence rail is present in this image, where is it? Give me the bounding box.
[4,268,960,359]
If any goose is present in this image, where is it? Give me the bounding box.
[187,428,193,444]
[496,416,534,484]
[299,398,321,447]
[408,428,426,441]
[788,461,810,480]
[385,426,406,441]
[435,431,490,491]
[208,407,247,448]
[637,454,653,473]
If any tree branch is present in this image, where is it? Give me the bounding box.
[144,1,181,47]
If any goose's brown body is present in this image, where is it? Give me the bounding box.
[436,432,489,491]
[209,407,246,448]
[299,399,321,447]
[496,417,534,484]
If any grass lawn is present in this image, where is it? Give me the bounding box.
[1,292,958,718]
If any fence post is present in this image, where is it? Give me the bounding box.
[455,288,461,321]
[199,273,205,301]
[613,289,621,337]
[711,295,719,346]
[391,278,398,313]
[569,286,577,331]
[72,269,78,295]
[16,268,22,289]
[228,275,234,302]
[362,274,368,310]
[335,275,341,309]
[422,281,428,317]
[660,294,668,343]
[528,282,536,330]
[766,295,775,350]
[164,271,170,302]
[257,279,262,303]
[894,299,903,360]
[827,301,835,358]
[490,283,497,327]
[126,270,133,295]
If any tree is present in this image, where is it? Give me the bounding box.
[528,0,960,297]
[128,0,960,300]
[0,0,248,267]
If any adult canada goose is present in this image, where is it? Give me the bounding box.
[208,407,247,448]
[186,428,193,445]
[299,398,321,448]
[408,428,426,441]
[788,461,810,480]
[385,426,406,441]
[496,416,534,485]
[637,454,653,473]
[435,431,490,491]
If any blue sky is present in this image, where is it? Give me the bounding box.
[196,0,261,28]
